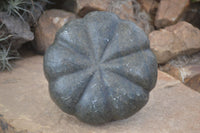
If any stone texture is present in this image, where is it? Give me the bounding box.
[0,115,27,133]
[34,9,76,54]
[155,0,189,28]
[0,115,17,133]
[150,21,200,64]
[44,11,157,124]
[0,12,34,49]
[76,0,153,34]
[76,0,134,21]
[0,55,200,132]
[160,53,200,92]
[137,0,158,15]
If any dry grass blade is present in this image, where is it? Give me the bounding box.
[1,0,53,22]
[0,43,20,71]
[0,35,13,41]
[0,0,53,71]
[0,33,19,71]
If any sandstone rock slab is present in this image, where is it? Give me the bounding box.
[155,0,189,28]
[34,9,76,54]
[150,21,200,64]
[0,55,200,133]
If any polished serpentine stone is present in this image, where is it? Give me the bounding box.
[44,11,157,125]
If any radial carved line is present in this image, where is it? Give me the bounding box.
[85,23,97,62]
[99,22,119,61]
[99,69,112,120]
[106,69,144,91]
[57,37,91,60]
[75,73,95,108]
[103,47,149,63]
[49,58,90,80]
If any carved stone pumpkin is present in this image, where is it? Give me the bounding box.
[44,11,157,125]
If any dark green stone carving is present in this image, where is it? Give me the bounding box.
[44,11,157,125]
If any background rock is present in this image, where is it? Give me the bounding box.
[150,21,200,64]
[160,52,200,92]
[76,0,134,21]
[0,55,200,133]
[34,9,76,54]
[137,0,159,17]
[155,0,189,28]
[47,0,154,34]
[0,12,34,49]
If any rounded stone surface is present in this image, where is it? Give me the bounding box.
[44,11,157,125]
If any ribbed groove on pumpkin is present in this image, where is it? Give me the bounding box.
[99,21,120,62]
[84,16,119,62]
[57,37,91,60]
[74,73,95,111]
[101,45,149,63]
[106,68,150,92]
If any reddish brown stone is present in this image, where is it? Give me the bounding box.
[155,0,189,28]
[34,9,76,54]
[184,65,200,92]
[150,21,200,64]
[137,0,158,15]
[76,0,153,34]
[76,0,134,21]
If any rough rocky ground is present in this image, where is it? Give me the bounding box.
[0,55,200,133]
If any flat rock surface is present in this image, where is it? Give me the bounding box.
[0,55,200,133]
